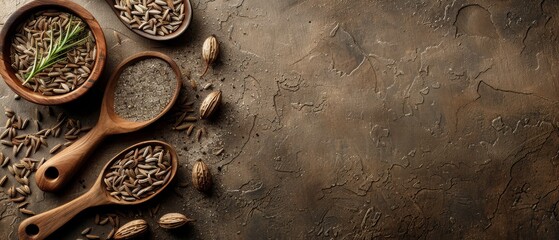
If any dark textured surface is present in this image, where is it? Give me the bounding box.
[1,0,559,239]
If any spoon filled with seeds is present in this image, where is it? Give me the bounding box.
[106,0,192,40]
[18,140,178,240]
[35,51,182,192]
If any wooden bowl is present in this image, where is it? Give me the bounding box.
[0,0,106,105]
[104,0,192,41]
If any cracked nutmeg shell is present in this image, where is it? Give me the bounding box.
[158,213,195,229]
[114,219,148,240]
[201,35,219,76]
[192,159,212,192]
[199,90,222,119]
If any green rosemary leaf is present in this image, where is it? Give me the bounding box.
[23,16,88,84]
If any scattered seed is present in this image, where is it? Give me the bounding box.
[17,202,29,208]
[109,216,115,226]
[0,175,6,186]
[38,158,45,168]
[57,113,65,122]
[11,196,25,203]
[174,112,187,127]
[22,119,29,129]
[196,129,202,142]
[15,186,27,196]
[4,107,14,118]
[107,228,115,239]
[1,157,10,167]
[22,185,31,194]
[184,116,197,122]
[1,140,13,147]
[16,176,29,185]
[25,146,32,157]
[99,217,109,225]
[35,108,42,122]
[186,125,194,136]
[12,145,17,156]
[173,123,191,131]
[85,234,100,240]
[7,186,15,198]
[49,143,62,154]
[213,148,224,156]
[0,128,9,139]
[81,227,91,235]
[19,208,35,215]
[65,135,78,140]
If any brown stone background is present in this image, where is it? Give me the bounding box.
[1,0,559,239]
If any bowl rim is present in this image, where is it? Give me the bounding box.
[0,0,107,105]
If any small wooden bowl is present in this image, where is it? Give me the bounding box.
[104,0,192,41]
[0,0,107,105]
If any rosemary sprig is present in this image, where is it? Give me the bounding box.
[23,17,89,85]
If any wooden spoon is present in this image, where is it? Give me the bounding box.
[18,140,178,240]
[103,0,192,41]
[35,51,182,192]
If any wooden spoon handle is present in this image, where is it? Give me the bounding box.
[35,125,107,192]
[18,189,107,240]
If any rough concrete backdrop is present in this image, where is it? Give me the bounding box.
[1,0,559,239]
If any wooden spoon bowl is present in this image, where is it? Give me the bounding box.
[18,140,178,240]
[104,0,192,41]
[0,0,107,105]
[35,51,182,192]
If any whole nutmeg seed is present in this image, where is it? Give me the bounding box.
[192,159,212,192]
[114,219,148,240]
[158,213,195,229]
[200,90,222,119]
[201,35,219,77]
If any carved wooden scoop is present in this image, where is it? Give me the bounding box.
[35,51,182,192]
[19,140,178,240]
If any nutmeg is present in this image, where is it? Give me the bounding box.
[199,90,222,119]
[201,35,219,77]
[192,159,212,192]
[114,219,147,239]
[158,213,194,229]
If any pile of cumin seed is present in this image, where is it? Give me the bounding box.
[10,10,96,95]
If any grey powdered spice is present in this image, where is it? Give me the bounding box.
[114,58,175,121]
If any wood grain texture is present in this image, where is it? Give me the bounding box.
[102,0,192,41]
[19,140,178,240]
[34,51,182,192]
[35,125,107,191]
[0,0,107,105]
